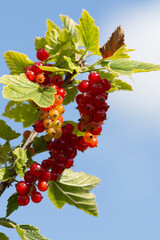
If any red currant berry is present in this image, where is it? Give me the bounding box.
[50,172,60,181]
[24,171,36,184]
[34,120,45,133]
[94,95,106,107]
[100,102,110,112]
[53,163,65,174]
[40,169,51,181]
[32,62,43,74]
[65,146,77,158]
[88,137,98,148]
[88,72,101,84]
[25,65,33,74]
[30,163,43,177]
[78,80,90,93]
[17,195,30,206]
[26,71,35,81]
[35,73,45,84]
[36,48,49,61]
[100,78,111,91]
[50,75,63,87]
[77,137,88,151]
[23,130,31,139]
[62,123,74,136]
[65,158,74,169]
[89,123,102,135]
[89,82,104,95]
[31,191,43,203]
[93,110,107,122]
[76,94,83,104]
[83,103,95,115]
[56,88,66,98]
[41,158,56,169]
[37,180,48,191]
[16,181,29,196]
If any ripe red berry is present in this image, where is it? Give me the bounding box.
[56,88,66,98]
[78,80,90,93]
[31,191,43,203]
[76,94,83,104]
[26,71,35,81]
[30,163,43,177]
[17,195,30,206]
[100,78,111,91]
[65,146,77,158]
[41,158,56,169]
[93,110,107,122]
[53,162,65,174]
[23,130,31,139]
[94,95,106,107]
[24,171,36,184]
[89,82,104,95]
[37,180,48,191]
[77,137,88,151]
[62,123,74,136]
[88,72,101,84]
[36,48,49,61]
[50,172,60,181]
[32,62,43,74]
[25,65,33,74]
[89,123,102,135]
[65,158,74,169]
[83,103,95,115]
[16,181,29,196]
[88,137,98,148]
[50,75,63,87]
[40,169,51,181]
[34,120,45,133]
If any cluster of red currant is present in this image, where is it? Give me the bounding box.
[17,63,111,206]
[76,72,111,147]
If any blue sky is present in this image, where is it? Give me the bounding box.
[0,0,160,239]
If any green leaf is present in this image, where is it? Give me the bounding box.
[0,142,12,165]
[76,10,100,54]
[3,101,39,128]
[63,121,85,136]
[109,79,133,92]
[0,119,20,141]
[46,19,60,43]
[108,59,160,76]
[60,15,82,46]
[0,168,10,182]
[34,37,47,51]
[33,136,47,155]
[6,193,19,218]
[47,169,100,216]
[63,56,81,73]
[0,74,56,107]
[40,65,71,73]
[63,84,78,105]
[0,218,15,229]
[109,45,135,60]
[0,232,9,240]
[13,148,28,178]
[46,29,73,56]
[99,70,118,81]
[0,219,50,240]
[4,51,34,75]
[16,225,50,240]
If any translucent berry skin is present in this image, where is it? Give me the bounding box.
[77,137,88,151]
[26,71,35,81]
[88,72,101,84]
[84,132,94,143]
[42,158,56,169]
[31,191,43,203]
[93,110,107,122]
[78,80,90,93]
[36,48,49,61]
[54,95,63,106]
[89,82,104,95]
[50,75,63,88]
[40,169,51,181]
[32,62,43,74]
[65,158,74,169]
[88,137,98,148]
[56,88,66,98]
[50,172,60,181]
[62,123,74,136]
[30,163,43,177]
[23,130,31,139]
[100,78,111,91]
[16,181,29,195]
[37,180,48,191]
[24,171,36,184]
[25,65,33,74]
[34,120,45,133]
[17,195,30,206]
[35,74,45,84]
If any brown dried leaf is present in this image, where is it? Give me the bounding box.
[99,25,125,59]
